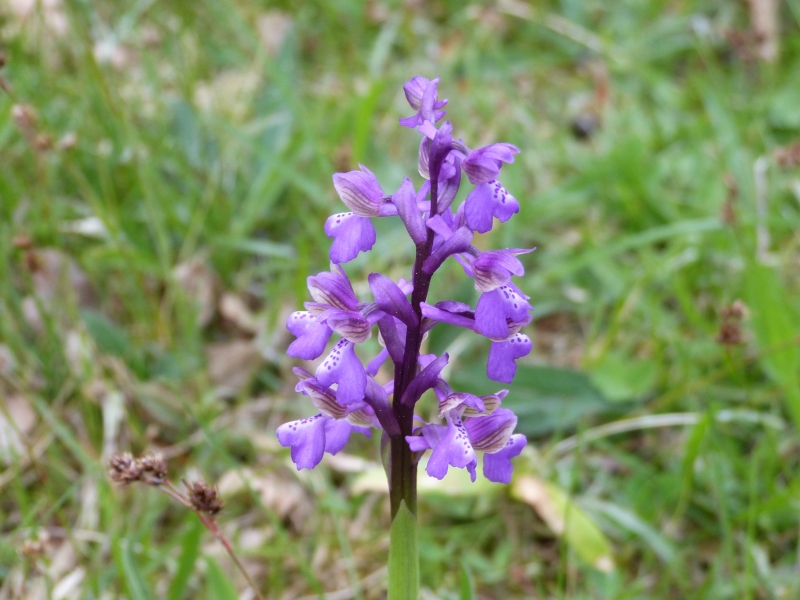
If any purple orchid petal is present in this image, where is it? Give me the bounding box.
[472,249,531,292]
[332,166,384,217]
[403,76,429,110]
[465,180,520,233]
[483,434,527,483]
[428,121,453,182]
[422,226,473,275]
[406,434,431,452]
[392,178,427,244]
[324,212,377,264]
[474,283,533,340]
[368,273,418,328]
[377,315,406,364]
[426,414,477,481]
[400,353,449,406]
[438,159,462,214]
[325,310,372,344]
[323,419,367,455]
[296,378,348,419]
[292,366,314,382]
[307,266,359,311]
[363,376,400,436]
[487,333,532,383]
[420,302,476,331]
[463,408,517,452]
[366,347,389,376]
[316,339,367,405]
[438,392,485,418]
[277,414,328,470]
[463,389,508,417]
[462,143,520,185]
[418,137,430,179]
[286,311,333,360]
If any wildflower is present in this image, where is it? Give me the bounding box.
[279,76,532,500]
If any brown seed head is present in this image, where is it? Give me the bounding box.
[717,300,747,346]
[187,480,223,516]
[108,452,142,484]
[19,538,47,561]
[138,453,167,485]
[12,104,38,134]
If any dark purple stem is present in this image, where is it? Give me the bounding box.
[389,140,440,519]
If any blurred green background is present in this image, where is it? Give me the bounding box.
[2,0,800,598]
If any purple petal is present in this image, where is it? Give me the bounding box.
[296,378,348,419]
[472,250,530,292]
[406,435,431,452]
[400,353,449,406]
[418,137,430,179]
[326,310,372,344]
[438,392,485,418]
[324,212,377,264]
[463,389,508,417]
[368,273,418,328]
[277,414,327,470]
[474,284,532,340]
[465,180,520,233]
[366,347,389,376]
[462,143,520,185]
[403,76,429,110]
[438,159,462,214]
[483,434,527,484]
[428,121,453,181]
[420,302,476,331]
[307,265,359,310]
[422,226,473,275]
[323,419,355,455]
[332,167,384,217]
[419,77,442,123]
[399,113,423,129]
[392,178,427,244]
[487,333,532,383]
[463,408,517,452]
[363,376,400,436]
[377,315,406,364]
[316,339,366,405]
[286,311,333,360]
[426,415,477,480]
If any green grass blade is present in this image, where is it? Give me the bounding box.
[204,557,240,600]
[167,516,204,600]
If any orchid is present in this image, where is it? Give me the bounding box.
[278,76,533,598]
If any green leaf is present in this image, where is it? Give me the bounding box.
[745,263,800,433]
[512,476,615,572]
[167,516,203,600]
[117,539,151,600]
[589,352,658,402]
[81,309,132,359]
[452,365,627,436]
[459,563,475,600]
[388,500,419,600]
[204,557,240,600]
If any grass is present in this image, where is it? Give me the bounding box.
[2,0,800,598]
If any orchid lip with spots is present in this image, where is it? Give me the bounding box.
[278,76,533,522]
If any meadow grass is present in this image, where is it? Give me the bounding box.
[2,1,800,598]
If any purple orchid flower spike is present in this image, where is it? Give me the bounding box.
[280,78,535,559]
